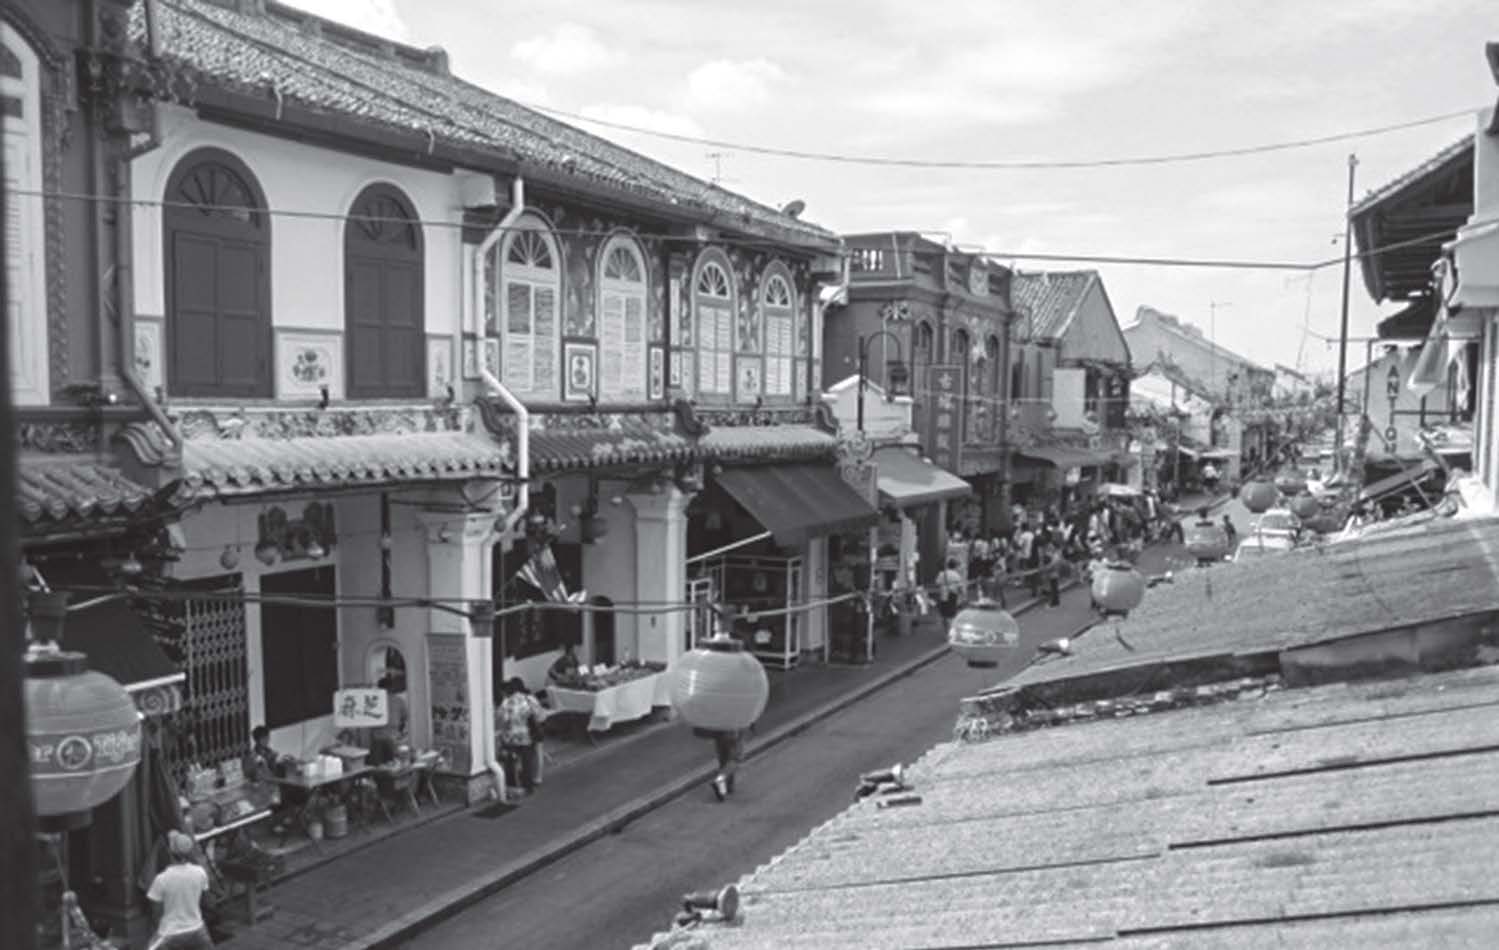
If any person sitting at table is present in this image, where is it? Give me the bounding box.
[243,725,280,781]
[368,674,411,767]
[496,678,545,799]
[547,643,582,684]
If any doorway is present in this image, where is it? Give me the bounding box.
[591,596,615,665]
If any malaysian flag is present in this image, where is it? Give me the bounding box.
[518,545,587,604]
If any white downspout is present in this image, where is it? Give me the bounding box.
[472,175,531,799]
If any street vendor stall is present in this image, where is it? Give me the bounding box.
[547,662,671,735]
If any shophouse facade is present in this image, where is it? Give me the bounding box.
[1008,271,1133,508]
[104,0,867,837]
[826,233,1014,555]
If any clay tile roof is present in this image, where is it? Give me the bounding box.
[638,663,1499,949]
[526,418,696,474]
[137,1,834,248]
[697,424,836,462]
[147,431,513,500]
[17,459,157,531]
[1010,270,1097,341]
[1350,137,1474,218]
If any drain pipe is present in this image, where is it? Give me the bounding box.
[472,175,531,800]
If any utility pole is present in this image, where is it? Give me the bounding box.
[1334,153,1359,474]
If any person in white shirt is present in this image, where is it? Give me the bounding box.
[936,558,966,623]
[147,831,212,949]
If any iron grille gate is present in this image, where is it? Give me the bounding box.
[183,592,251,774]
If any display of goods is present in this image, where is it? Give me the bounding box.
[1091,561,1146,616]
[188,800,218,832]
[671,635,769,732]
[948,602,1021,669]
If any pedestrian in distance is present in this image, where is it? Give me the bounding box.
[1221,513,1238,546]
[496,677,545,799]
[709,728,746,802]
[936,557,966,626]
[146,831,213,949]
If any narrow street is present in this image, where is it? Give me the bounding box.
[400,545,1176,950]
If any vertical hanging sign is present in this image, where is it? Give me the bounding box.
[426,634,471,774]
[923,364,965,473]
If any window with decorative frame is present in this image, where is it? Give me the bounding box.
[3,25,49,405]
[986,335,1002,440]
[760,269,797,399]
[952,328,971,441]
[693,254,735,397]
[487,217,561,399]
[597,236,648,401]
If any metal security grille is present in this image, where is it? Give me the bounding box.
[182,590,250,774]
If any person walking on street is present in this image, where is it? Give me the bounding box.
[936,558,966,625]
[1042,541,1063,607]
[710,728,746,801]
[146,831,212,949]
[1222,513,1238,546]
[496,678,545,799]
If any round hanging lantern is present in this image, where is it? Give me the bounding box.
[26,647,142,827]
[1289,492,1320,521]
[1305,509,1347,535]
[947,600,1021,669]
[1091,561,1146,617]
[670,633,769,733]
[1183,518,1230,563]
[1240,479,1277,514]
[1275,472,1306,496]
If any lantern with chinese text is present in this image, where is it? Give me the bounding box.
[948,600,1021,668]
[26,638,142,829]
[1275,472,1307,497]
[671,633,769,733]
[1289,492,1320,521]
[1091,561,1146,617]
[1184,518,1230,564]
[1240,479,1277,514]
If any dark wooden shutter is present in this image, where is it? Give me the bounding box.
[260,567,338,730]
[345,186,425,398]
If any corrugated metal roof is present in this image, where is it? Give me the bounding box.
[1002,514,1499,692]
[136,1,832,248]
[1011,271,1096,341]
[640,664,1499,949]
[1350,137,1474,218]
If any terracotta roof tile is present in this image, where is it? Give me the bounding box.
[527,418,695,473]
[137,1,833,248]
[17,459,156,529]
[638,665,1499,950]
[698,424,836,461]
[1011,271,1096,340]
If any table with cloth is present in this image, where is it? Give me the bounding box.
[547,670,673,736]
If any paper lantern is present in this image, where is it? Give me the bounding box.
[948,601,1021,669]
[1184,518,1230,563]
[26,648,143,825]
[1289,492,1320,521]
[1275,472,1307,496]
[1305,510,1348,535]
[1240,479,1278,514]
[671,634,769,733]
[1091,561,1146,616]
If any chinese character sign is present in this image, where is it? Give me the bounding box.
[922,365,966,473]
[333,688,389,728]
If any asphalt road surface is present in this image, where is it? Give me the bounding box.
[401,544,1175,950]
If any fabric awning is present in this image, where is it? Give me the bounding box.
[874,447,971,508]
[1358,460,1443,504]
[715,463,879,548]
[1015,446,1112,469]
[63,597,185,695]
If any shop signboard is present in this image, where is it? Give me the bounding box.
[922,364,965,474]
[426,634,471,774]
[333,688,389,728]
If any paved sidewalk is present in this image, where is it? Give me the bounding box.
[216,579,1084,950]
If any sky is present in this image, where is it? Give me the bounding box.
[289,0,1497,378]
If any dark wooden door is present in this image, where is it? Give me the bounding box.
[260,567,338,730]
[345,186,424,398]
[165,154,271,397]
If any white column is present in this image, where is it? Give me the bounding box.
[628,486,691,666]
[803,537,828,653]
[419,510,498,800]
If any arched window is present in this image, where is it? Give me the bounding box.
[760,267,796,399]
[952,328,971,440]
[163,148,271,397]
[486,216,560,399]
[345,184,424,398]
[3,24,47,404]
[597,235,648,400]
[693,252,735,397]
[986,335,1002,440]
[913,320,934,389]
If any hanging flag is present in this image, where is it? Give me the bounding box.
[518,545,587,604]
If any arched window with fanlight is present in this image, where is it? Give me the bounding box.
[597,234,648,401]
[3,23,48,405]
[760,265,797,400]
[345,184,424,398]
[486,215,561,399]
[913,320,934,395]
[693,251,735,398]
[163,148,272,397]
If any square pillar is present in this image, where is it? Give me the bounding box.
[628,486,691,666]
[803,537,828,653]
[419,510,500,803]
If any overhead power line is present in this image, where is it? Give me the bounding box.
[527,103,1483,171]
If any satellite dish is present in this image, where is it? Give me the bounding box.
[780,199,806,218]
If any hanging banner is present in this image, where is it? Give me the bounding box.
[333,688,389,728]
[426,634,471,775]
[922,364,966,474]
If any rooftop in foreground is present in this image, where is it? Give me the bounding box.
[643,662,1499,949]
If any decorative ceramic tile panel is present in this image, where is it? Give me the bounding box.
[564,342,596,402]
[427,335,453,399]
[133,318,164,394]
[276,330,342,399]
[649,345,665,400]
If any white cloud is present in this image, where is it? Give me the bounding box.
[578,104,704,139]
[488,77,551,108]
[280,0,408,40]
[512,23,621,76]
[686,59,787,110]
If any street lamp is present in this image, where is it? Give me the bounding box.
[857,331,910,433]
